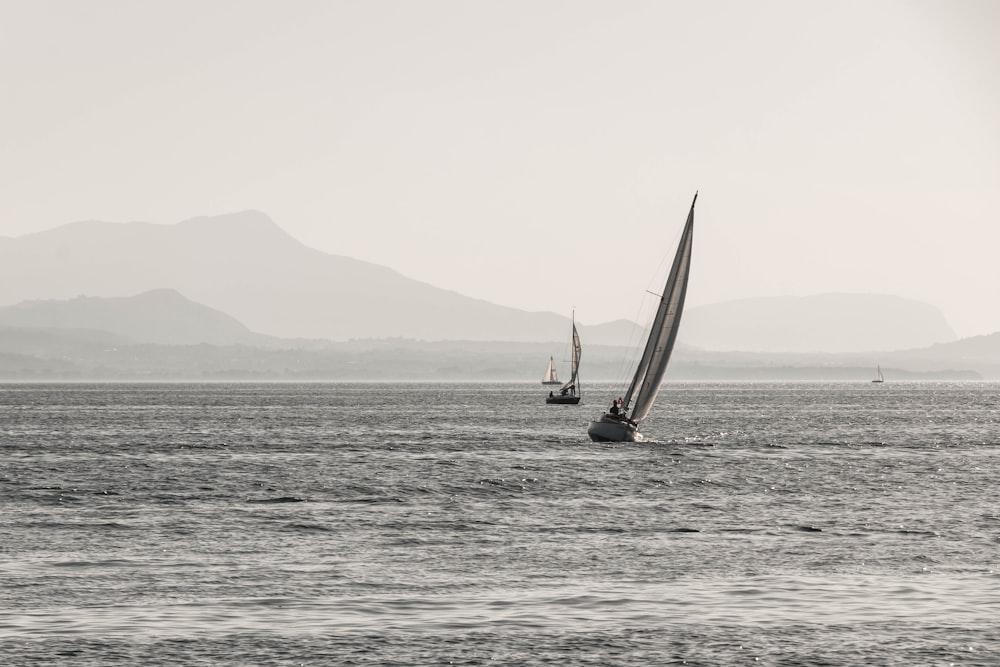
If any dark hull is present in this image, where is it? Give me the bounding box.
[546,395,581,405]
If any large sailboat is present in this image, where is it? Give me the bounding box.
[541,357,561,385]
[546,313,582,405]
[588,193,697,442]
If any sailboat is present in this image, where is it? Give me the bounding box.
[546,313,582,405]
[541,357,561,385]
[588,193,697,442]
[872,365,885,383]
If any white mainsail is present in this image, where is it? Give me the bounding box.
[543,356,560,384]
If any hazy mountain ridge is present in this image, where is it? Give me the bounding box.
[0,289,274,346]
[0,212,586,343]
[0,211,964,352]
[0,331,987,381]
[0,288,994,380]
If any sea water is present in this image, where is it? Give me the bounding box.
[1,382,998,665]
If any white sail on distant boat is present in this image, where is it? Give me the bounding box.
[542,356,561,385]
[588,193,697,442]
[872,365,885,383]
[547,313,582,405]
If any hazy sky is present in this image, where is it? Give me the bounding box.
[2,0,998,337]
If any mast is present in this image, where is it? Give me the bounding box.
[622,192,696,423]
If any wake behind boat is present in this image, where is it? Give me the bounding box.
[588,193,697,442]
[546,313,582,405]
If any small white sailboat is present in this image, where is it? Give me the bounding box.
[588,193,697,442]
[872,365,885,383]
[547,313,582,405]
[541,356,561,385]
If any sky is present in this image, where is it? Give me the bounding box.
[1,0,998,338]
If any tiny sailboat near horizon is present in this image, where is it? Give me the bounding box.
[872,365,885,383]
[588,193,697,443]
[541,356,561,385]
[547,313,582,405]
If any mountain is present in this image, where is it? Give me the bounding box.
[0,212,586,343]
[0,289,992,380]
[878,332,1000,378]
[0,212,958,352]
[0,289,273,346]
[681,294,957,353]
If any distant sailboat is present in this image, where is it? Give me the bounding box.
[547,313,582,405]
[588,193,697,442]
[542,356,561,385]
[872,365,885,383]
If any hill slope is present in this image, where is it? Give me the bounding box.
[0,212,583,342]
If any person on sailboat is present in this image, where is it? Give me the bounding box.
[609,400,619,417]
[549,391,554,399]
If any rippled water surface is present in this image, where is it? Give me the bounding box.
[2,382,999,665]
